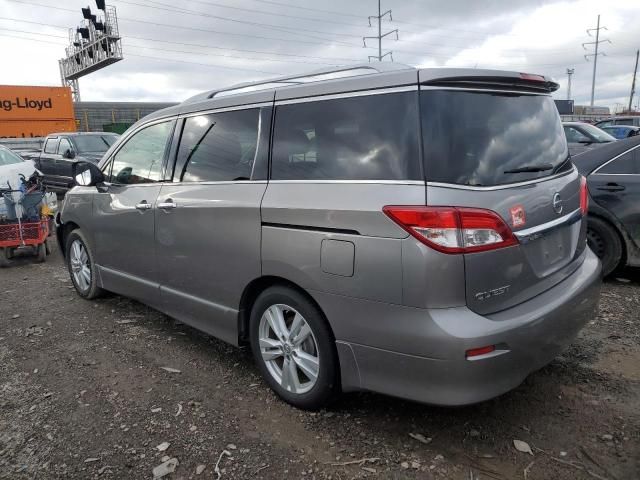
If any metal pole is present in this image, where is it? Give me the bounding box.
[566,68,574,100]
[377,0,382,61]
[629,49,639,112]
[590,14,600,106]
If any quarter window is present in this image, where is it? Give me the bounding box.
[109,121,172,185]
[597,150,640,174]
[175,109,260,182]
[271,92,421,180]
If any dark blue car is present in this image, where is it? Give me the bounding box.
[600,125,640,140]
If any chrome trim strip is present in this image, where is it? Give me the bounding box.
[164,180,267,186]
[180,101,273,118]
[275,85,418,106]
[513,208,582,243]
[426,168,575,191]
[267,179,425,185]
[591,144,640,175]
[419,85,548,96]
[591,173,639,177]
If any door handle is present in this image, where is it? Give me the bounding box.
[157,199,177,209]
[135,201,152,211]
[597,183,625,192]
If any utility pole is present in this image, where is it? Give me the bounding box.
[583,14,610,107]
[363,0,398,62]
[629,49,639,112]
[566,68,574,100]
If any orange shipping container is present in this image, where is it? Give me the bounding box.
[0,85,76,137]
[0,119,77,138]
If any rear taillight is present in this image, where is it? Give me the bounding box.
[383,206,518,254]
[520,72,546,82]
[579,176,589,215]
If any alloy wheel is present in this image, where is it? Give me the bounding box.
[258,304,320,395]
[70,239,91,292]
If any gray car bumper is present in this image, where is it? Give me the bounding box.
[316,248,602,406]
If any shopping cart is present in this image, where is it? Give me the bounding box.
[0,188,51,267]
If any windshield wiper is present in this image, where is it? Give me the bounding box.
[504,163,553,174]
[551,154,571,174]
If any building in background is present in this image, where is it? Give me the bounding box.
[74,101,177,133]
[0,85,75,138]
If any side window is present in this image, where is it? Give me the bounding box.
[597,121,612,128]
[43,138,58,154]
[598,150,640,175]
[564,127,589,143]
[271,92,421,181]
[57,138,72,155]
[109,121,172,185]
[615,119,631,125]
[175,109,260,182]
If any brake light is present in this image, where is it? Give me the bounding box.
[466,345,496,359]
[520,72,546,82]
[383,206,518,254]
[579,176,589,215]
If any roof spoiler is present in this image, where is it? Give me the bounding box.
[422,74,559,93]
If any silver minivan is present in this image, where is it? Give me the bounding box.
[57,64,602,409]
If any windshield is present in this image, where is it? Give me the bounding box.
[72,135,118,153]
[579,123,616,142]
[0,147,24,166]
[420,90,569,186]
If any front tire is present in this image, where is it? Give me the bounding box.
[249,286,339,410]
[0,248,11,268]
[586,216,623,277]
[65,230,103,299]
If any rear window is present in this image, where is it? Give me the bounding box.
[271,91,421,181]
[421,90,569,186]
[73,135,114,153]
[597,149,640,175]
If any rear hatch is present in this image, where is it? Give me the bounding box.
[419,79,588,315]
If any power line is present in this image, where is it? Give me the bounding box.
[583,14,610,106]
[363,0,398,62]
[6,0,368,50]
[171,0,366,29]
[0,27,340,68]
[0,17,363,63]
[115,0,364,46]
[0,31,284,75]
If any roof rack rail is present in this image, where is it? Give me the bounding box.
[209,63,412,99]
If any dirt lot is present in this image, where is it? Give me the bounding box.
[0,245,638,480]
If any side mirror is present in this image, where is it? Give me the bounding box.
[73,161,105,187]
[64,149,76,159]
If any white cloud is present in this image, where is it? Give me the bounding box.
[0,0,638,109]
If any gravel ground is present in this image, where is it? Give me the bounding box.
[0,245,638,480]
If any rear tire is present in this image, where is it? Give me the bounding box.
[65,230,103,299]
[249,286,339,410]
[36,243,46,263]
[586,216,623,277]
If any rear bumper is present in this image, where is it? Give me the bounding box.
[324,248,602,406]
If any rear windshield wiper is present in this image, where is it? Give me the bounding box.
[504,163,553,174]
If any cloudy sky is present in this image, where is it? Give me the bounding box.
[0,0,638,110]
